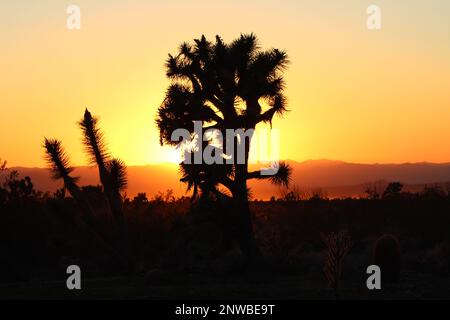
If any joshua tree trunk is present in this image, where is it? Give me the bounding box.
[66,183,94,224]
[96,164,120,221]
[231,134,264,265]
[105,185,124,222]
[109,190,128,247]
[232,184,264,265]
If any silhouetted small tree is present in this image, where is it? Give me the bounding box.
[365,186,380,200]
[132,193,149,205]
[420,185,446,200]
[383,182,403,199]
[0,170,39,203]
[280,184,302,202]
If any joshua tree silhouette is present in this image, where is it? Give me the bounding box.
[79,109,127,226]
[43,138,131,267]
[156,34,292,263]
[43,109,127,229]
[43,138,95,223]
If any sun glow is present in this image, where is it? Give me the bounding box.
[164,147,183,164]
[1,1,450,167]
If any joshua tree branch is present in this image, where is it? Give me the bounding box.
[247,162,291,187]
[255,107,277,125]
[209,111,225,124]
[247,171,269,180]
[218,176,235,192]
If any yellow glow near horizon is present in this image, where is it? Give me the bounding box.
[1,1,450,167]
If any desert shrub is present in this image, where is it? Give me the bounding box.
[321,230,352,298]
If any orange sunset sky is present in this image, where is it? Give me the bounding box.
[1,0,450,167]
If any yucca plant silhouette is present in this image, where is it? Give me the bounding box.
[321,230,352,299]
[156,34,292,263]
[78,109,127,226]
[43,138,130,267]
[43,138,94,223]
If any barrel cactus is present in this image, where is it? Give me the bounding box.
[373,234,401,283]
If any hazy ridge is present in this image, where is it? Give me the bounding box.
[3,160,450,199]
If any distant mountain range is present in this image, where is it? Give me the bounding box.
[2,160,450,199]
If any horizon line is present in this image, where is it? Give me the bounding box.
[6,158,450,169]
